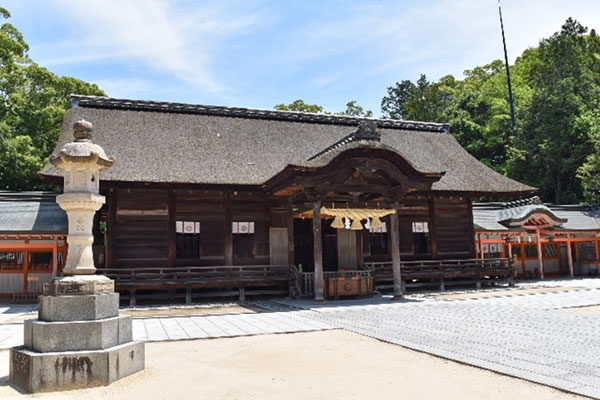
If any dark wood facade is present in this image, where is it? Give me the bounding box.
[42,95,533,302]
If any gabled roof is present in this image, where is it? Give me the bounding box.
[473,198,600,232]
[0,192,67,234]
[40,95,536,195]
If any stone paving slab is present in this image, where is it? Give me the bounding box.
[0,311,335,349]
[272,286,600,399]
[1,279,600,397]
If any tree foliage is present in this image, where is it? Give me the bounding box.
[274,99,324,113]
[275,99,372,117]
[0,8,105,190]
[381,18,600,204]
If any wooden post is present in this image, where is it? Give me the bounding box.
[594,238,599,274]
[356,230,363,266]
[390,210,403,299]
[567,233,574,277]
[520,243,526,277]
[287,203,295,267]
[51,238,58,278]
[465,197,477,258]
[224,192,233,266]
[106,188,117,268]
[167,190,176,268]
[23,249,29,294]
[478,233,484,261]
[313,201,324,302]
[427,198,438,259]
[536,229,544,279]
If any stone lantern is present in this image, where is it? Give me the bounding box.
[10,120,144,393]
[50,119,114,276]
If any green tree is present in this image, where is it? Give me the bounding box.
[274,99,324,113]
[0,7,104,190]
[336,100,373,117]
[507,18,600,203]
[381,18,600,204]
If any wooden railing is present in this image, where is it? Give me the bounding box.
[364,258,514,290]
[97,265,290,288]
[290,265,372,297]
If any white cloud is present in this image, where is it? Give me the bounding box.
[42,0,264,94]
[270,0,600,81]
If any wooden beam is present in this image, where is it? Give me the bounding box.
[390,209,403,299]
[224,192,233,266]
[536,229,544,279]
[167,190,176,268]
[313,201,325,302]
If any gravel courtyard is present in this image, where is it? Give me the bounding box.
[0,278,599,398]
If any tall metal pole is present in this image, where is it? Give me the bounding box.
[498,0,517,135]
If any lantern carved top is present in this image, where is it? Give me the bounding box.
[49,119,115,171]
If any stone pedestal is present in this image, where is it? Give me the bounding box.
[9,120,144,392]
[10,276,144,393]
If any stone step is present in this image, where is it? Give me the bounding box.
[24,315,132,353]
[39,293,120,322]
[10,341,145,393]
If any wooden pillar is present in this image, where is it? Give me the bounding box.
[536,229,544,279]
[23,249,29,294]
[51,238,58,278]
[567,234,574,277]
[356,230,363,266]
[594,238,599,274]
[313,201,324,302]
[427,198,438,259]
[167,190,176,268]
[465,197,477,258]
[224,192,233,266]
[287,203,295,267]
[106,188,117,268]
[390,210,403,299]
[478,233,484,261]
[520,243,526,276]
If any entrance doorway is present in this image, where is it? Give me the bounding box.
[293,218,359,272]
[336,229,357,269]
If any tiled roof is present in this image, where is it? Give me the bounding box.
[0,192,67,234]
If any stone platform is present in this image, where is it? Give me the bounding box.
[9,275,145,393]
[10,341,145,393]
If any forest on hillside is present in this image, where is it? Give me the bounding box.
[278,18,600,205]
[0,6,598,205]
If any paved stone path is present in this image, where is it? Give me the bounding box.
[273,284,600,399]
[0,309,333,349]
[1,279,599,398]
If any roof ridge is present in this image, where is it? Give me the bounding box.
[71,95,449,133]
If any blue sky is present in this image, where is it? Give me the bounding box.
[5,0,600,115]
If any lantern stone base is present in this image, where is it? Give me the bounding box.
[9,277,145,393]
[24,315,132,353]
[9,341,145,393]
[39,293,119,322]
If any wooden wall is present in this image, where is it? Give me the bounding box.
[112,189,169,268]
[433,197,474,258]
[107,188,476,269]
[109,188,274,268]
